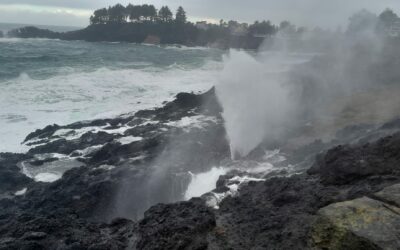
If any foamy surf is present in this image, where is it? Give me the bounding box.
[0,39,223,153]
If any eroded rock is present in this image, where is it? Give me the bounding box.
[312,196,400,250]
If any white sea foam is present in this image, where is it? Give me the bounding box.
[163,44,212,51]
[206,176,265,209]
[165,115,218,130]
[34,172,62,182]
[184,149,290,208]
[116,136,143,145]
[19,154,83,182]
[15,187,27,196]
[72,145,103,157]
[98,164,116,171]
[184,167,228,200]
[0,60,221,153]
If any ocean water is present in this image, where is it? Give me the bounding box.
[0,37,224,152]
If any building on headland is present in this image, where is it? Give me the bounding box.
[229,23,248,37]
[195,21,209,31]
[388,20,400,37]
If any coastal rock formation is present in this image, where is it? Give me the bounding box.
[137,198,215,249]
[311,185,400,249]
[1,89,400,249]
[309,133,400,185]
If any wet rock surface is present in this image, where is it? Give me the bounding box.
[1,88,400,249]
[311,193,400,249]
[309,133,400,185]
[136,198,215,250]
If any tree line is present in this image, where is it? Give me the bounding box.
[90,4,186,24]
[9,5,400,50]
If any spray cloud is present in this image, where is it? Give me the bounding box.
[216,9,399,159]
[216,50,303,159]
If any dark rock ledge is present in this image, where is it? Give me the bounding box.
[1,88,400,249]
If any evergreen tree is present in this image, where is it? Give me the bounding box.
[379,8,399,29]
[126,4,135,22]
[90,8,109,24]
[158,6,173,22]
[175,6,187,23]
[147,5,158,21]
[108,4,127,24]
[132,5,142,21]
[347,9,378,34]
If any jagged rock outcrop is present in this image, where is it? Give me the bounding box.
[1,88,400,249]
[308,133,400,185]
[0,88,229,249]
[136,198,215,249]
[0,153,33,195]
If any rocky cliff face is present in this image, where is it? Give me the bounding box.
[1,88,400,249]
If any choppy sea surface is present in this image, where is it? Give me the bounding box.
[0,35,224,152]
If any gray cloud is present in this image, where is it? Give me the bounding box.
[1,0,400,27]
[0,7,88,27]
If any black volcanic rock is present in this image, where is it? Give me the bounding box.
[136,133,400,249]
[0,153,33,195]
[7,26,60,39]
[24,124,61,143]
[2,88,400,249]
[206,175,336,250]
[0,89,229,249]
[309,132,400,185]
[136,198,215,250]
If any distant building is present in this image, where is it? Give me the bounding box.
[388,20,400,37]
[196,21,209,31]
[230,24,248,36]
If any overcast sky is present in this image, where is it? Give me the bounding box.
[0,0,399,28]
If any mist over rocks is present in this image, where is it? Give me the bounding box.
[0,88,229,249]
[216,50,300,158]
[135,126,400,250]
[4,12,400,246]
[3,7,400,250]
[1,85,400,248]
[215,10,400,161]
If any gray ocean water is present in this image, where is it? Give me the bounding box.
[0,24,224,152]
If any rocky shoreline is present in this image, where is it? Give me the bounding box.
[1,88,400,249]
[6,25,265,50]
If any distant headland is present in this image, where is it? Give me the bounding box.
[4,3,291,49]
[5,4,400,50]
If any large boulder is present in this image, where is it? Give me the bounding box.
[373,183,400,207]
[311,185,400,250]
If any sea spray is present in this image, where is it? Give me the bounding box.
[184,167,227,200]
[216,50,300,159]
[216,13,388,160]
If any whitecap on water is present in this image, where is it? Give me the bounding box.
[0,51,222,153]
